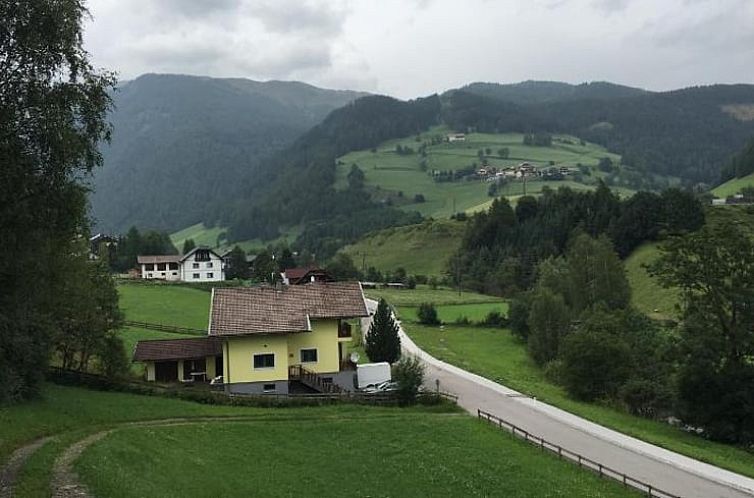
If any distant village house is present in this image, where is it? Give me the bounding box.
[138,246,224,282]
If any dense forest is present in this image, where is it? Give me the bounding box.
[450,184,704,295]
[90,74,368,233]
[720,135,754,181]
[212,95,441,257]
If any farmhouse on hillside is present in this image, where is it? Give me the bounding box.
[280,267,333,285]
[133,282,369,394]
[137,246,224,282]
[447,133,466,142]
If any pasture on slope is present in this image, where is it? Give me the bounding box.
[340,219,465,277]
[335,126,628,219]
[170,223,301,253]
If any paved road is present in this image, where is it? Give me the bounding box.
[362,299,754,498]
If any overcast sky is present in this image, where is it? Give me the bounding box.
[84,0,754,99]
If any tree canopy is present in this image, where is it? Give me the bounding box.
[0,0,117,402]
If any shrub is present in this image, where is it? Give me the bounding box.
[481,310,507,328]
[454,316,471,325]
[508,298,530,340]
[417,303,440,325]
[393,356,425,405]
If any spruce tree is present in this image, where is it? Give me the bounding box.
[365,299,401,363]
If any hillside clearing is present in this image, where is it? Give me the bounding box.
[712,172,754,198]
[340,219,465,276]
[170,223,301,253]
[624,243,679,320]
[335,127,630,220]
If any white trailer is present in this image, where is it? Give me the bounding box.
[356,362,391,389]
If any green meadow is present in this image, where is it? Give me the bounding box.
[117,282,210,330]
[402,302,508,323]
[624,243,679,320]
[170,222,301,253]
[712,171,754,198]
[366,285,499,307]
[335,126,624,219]
[340,219,465,277]
[75,415,635,498]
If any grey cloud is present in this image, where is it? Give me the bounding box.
[591,0,631,14]
[247,0,346,35]
[158,0,241,19]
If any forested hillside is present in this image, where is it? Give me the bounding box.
[456,83,754,184]
[214,95,441,257]
[90,74,367,233]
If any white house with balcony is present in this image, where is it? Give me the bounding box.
[137,247,224,282]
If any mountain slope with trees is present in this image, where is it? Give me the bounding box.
[453,83,754,184]
[90,74,368,233]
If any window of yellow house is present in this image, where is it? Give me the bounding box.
[253,353,275,369]
[300,348,318,363]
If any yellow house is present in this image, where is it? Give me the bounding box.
[133,282,369,394]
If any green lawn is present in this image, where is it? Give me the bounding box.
[404,323,754,479]
[76,417,635,498]
[340,219,465,277]
[402,302,508,323]
[624,243,679,320]
[712,172,754,198]
[335,126,627,219]
[117,283,210,330]
[1,383,452,498]
[366,285,499,307]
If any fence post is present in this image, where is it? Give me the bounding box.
[598,464,603,478]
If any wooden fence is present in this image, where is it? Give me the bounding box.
[477,409,681,498]
[124,320,206,336]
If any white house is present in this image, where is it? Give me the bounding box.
[137,247,224,282]
[447,133,466,142]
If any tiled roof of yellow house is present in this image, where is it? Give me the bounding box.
[209,282,369,337]
[133,337,222,362]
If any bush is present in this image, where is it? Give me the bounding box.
[406,276,417,289]
[454,316,471,325]
[417,302,440,325]
[393,356,425,405]
[508,298,530,340]
[560,328,632,401]
[619,378,673,419]
[480,310,507,328]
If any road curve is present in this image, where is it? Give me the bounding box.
[363,298,754,498]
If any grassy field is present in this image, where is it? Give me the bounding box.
[624,243,679,320]
[712,172,754,198]
[335,126,625,219]
[76,416,635,498]
[404,323,754,479]
[340,219,465,277]
[118,283,210,330]
[1,384,447,497]
[4,384,637,498]
[366,285,500,307]
[402,302,509,323]
[170,223,300,253]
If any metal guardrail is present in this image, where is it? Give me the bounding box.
[477,409,681,498]
[124,320,206,336]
